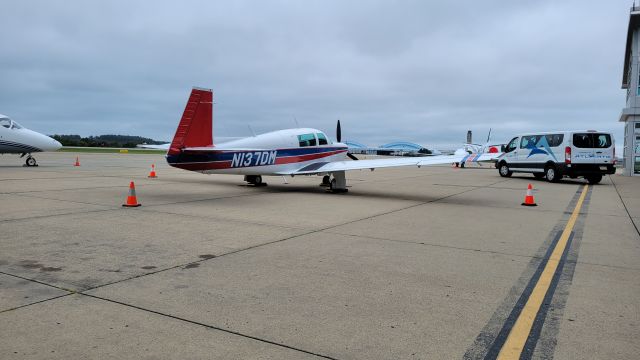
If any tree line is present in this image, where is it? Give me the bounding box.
[50,134,165,148]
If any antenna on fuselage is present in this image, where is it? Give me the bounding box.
[247,125,256,137]
[293,116,300,128]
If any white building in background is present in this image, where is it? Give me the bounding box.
[620,5,640,175]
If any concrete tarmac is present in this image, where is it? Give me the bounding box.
[0,152,638,359]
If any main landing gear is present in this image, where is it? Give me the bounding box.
[21,153,38,167]
[244,175,267,186]
[327,171,348,193]
[320,175,331,187]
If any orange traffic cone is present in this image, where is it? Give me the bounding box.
[122,181,141,207]
[74,156,80,166]
[521,183,537,207]
[148,164,157,178]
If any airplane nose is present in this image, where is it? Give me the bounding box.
[42,136,62,151]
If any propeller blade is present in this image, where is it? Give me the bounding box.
[347,152,359,161]
[336,120,342,143]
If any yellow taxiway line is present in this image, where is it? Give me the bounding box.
[497,184,589,359]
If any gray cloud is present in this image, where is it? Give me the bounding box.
[0,0,629,148]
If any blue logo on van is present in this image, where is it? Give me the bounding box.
[525,136,558,161]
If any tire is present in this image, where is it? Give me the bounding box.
[26,157,36,167]
[586,174,602,185]
[498,162,512,177]
[545,165,561,183]
[533,173,545,179]
[254,175,262,185]
[322,175,330,185]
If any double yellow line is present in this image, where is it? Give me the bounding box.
[497,185,589,359]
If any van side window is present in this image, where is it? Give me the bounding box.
[298,133,317,147]
[316,133,328,145]
[545,134,564,147]
[520,135,540,149]
[573,133,593,148]
[505,137,518,152]
[594,134,611,148]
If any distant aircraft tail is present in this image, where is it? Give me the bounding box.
[168,87,213,155]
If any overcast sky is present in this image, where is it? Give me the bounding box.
[0,1,632,148]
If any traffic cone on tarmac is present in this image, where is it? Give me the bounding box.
[148,164,157,178]
[122,181,141,207]
[74,156,80,166]
[521,183,537,207]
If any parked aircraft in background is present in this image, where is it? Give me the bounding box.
[0,114,62,166]
[165,87,500,192]
[454,129,505,167]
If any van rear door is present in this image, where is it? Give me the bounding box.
[572,133,595,164]
[593,133,613,165]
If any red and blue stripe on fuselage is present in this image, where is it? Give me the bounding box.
[166,146,347,173]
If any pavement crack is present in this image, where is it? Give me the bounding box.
[78,293,340,360]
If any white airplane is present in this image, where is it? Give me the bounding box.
[453,129,504,167]
[166,87,500,192]
[0,114,62,166]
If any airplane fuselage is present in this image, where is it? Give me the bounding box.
[0,115,62,155]
[166,128,349,176]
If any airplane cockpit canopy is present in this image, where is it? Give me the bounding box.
[297,132,331,147]
[0,118,22,130]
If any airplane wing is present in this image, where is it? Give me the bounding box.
[279,153,501,175]
[137,143,170,150]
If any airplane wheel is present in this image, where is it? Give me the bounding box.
[254,175,262,185]
[25,157,37,167]
[321,175,330,186]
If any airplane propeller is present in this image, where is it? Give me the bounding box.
[336,120,359,160]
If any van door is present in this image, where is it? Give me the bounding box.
[503,137,519,166]
[518,135,550,169]
[592,133,613,165]
[572,133,595,164]
[545,133,565,164]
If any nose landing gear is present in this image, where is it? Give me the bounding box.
[21,153,38,167]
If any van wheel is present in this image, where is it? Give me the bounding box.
[545,165,561,183]
[586,174,602,185]
[533,173,545,179]
[498,163,512,177]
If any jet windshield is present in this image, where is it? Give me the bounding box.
[0,118,23,129]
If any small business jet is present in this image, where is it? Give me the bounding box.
[0,114,62,166]
[166,88,500,192]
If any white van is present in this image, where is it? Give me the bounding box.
[496,130,616,184]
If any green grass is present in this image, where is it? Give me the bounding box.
[57,147,166,154]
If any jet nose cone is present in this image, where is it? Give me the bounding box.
[42,136,62,152]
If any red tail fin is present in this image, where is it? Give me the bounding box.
[168,87,213,155]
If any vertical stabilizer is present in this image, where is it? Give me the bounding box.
[168,87,213,155]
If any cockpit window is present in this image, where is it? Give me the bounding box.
[11,121,22,129]
[298,133,317,147]
[317,133,328,145]
[0,119,10,129]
